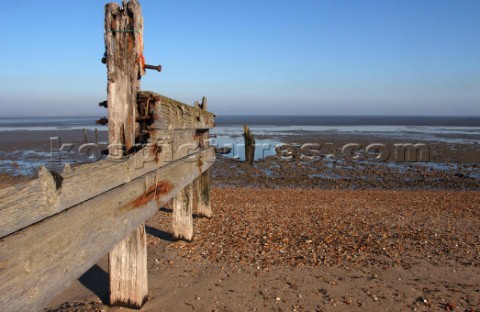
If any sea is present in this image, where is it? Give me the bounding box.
[0,115,479,176]
[2,115,480,128]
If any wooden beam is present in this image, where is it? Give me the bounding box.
[0,131,202,239]
[138,92,215,130]
[0,167,58,238]
[0,147,214,312]
[172,182,193,241]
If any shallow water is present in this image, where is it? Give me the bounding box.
[0,115,479,177]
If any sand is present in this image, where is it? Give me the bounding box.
[44,189,480,312]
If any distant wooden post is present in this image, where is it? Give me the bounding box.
[172,182,194,241]
[83,128,88,143]
[194,97,212,218]
[105,0,148,309]
[243,124,255,164]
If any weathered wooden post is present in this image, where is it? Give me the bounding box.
[243,124,255,164]
[172,96,213,239]
[83,128,88,143]
[172,182,194,241]
[104,0,148,308]
[104,0,145,158]
[195,97,212,218]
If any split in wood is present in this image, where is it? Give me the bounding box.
[136,116,152,122]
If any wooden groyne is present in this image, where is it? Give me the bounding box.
[0,1,215,311]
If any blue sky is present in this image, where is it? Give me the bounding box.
[0,0,479,116]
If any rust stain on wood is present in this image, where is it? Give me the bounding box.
[129,180,174,209]
[144,142,159,160]
[127,32,134,52]
[154,181,173,196]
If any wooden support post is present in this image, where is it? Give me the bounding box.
[243,124,255,164]
[109,224,148,309]
[172,182,194,241]
[105,0,148,309]
[195,168,212,218]
[194,97,212,218]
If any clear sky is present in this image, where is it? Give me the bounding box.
[0,0,479,116]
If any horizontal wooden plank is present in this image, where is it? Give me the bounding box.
[0,147,215,312]
[138,91,215,130]
[0,131,204,238]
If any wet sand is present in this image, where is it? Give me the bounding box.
[0,130,108,176]
[0,130,108,152]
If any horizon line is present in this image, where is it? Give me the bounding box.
[1,114,480,118]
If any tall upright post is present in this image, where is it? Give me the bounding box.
[243,124,255,165]
[105,0,145,158]
[195,97,213,218]
[104,0,148,309]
